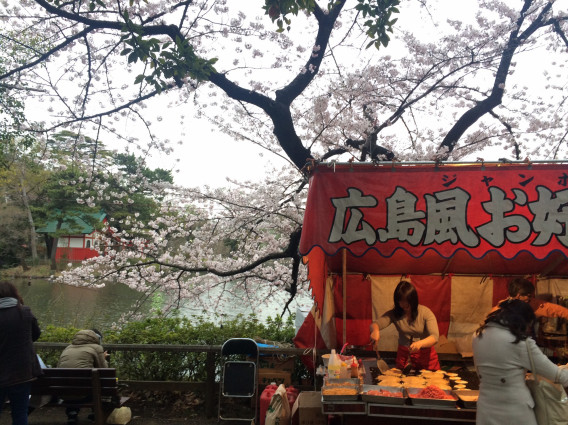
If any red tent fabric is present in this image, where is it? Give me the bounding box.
[332,275,373,347]
[293,273,453,349]
[294,162,568,352]
[411,275,452,337]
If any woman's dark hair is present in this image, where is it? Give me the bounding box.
[508,277,535,298]
[91,329,103,342]
[476,298,535,343]
[0,281,23,304]
[393,280,419,322]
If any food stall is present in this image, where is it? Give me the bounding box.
[319,361,478,424]
[293,161,568,423]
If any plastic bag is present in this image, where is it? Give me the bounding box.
[106,406,132,424]
[265,384,291,425]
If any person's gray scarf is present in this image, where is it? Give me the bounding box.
[0,297,18,309]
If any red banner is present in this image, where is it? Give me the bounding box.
[300,163,568,267]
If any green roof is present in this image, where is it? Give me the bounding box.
[36,211,106,234]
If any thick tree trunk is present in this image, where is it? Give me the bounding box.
[49,220,63,271]
[50,237,59,271]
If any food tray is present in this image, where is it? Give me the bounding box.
[406,387,457,407]
[321,386,360,401]
[453,389,479,409]
[324,377,360,386]
[322,393,360,401]
[322,378,361,401]
[361,385,406,405]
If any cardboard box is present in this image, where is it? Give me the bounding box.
[248,355,296,374]
[260,356,295,374]
[258,368,291,386]
[291,391,326,425]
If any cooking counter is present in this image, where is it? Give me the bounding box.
[321,358,477,424]
[322,398,476,424]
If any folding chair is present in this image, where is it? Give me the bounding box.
[218,338,259,424]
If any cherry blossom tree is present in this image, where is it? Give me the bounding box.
[1,0,567,317]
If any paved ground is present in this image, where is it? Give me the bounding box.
[1,389,259,425]
[0,405,220,425]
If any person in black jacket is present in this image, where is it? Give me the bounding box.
[0,281,42,425]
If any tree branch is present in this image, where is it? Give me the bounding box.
[438,0,550,158]
[275,1,346,106]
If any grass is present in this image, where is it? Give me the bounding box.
[0,264,56,279]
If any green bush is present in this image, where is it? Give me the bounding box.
[36,313,309,383]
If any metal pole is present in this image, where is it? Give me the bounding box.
[342,249,347,347]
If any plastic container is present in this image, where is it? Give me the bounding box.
[323,353,354,367]
[350,360,359,378]
[260,387,276,425]
[327,349,341,379]
[286,385,299,396]
[339,362,349,379]
[286,386,298,407]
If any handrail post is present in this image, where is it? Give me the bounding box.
[205,350,216,418]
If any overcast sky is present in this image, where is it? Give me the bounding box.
[23,0,561,188]
[144,107,283,188]
[143,0,466,188]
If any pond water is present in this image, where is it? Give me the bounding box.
[13,278,151,329]
[11,278,311,330]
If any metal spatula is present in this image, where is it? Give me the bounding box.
[375,348,389,374]
[402,357,413,375]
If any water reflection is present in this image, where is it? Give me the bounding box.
[12,278,310,329]
[13,278,151,329]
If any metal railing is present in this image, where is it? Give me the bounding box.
[34,342,314,417]
[34,342,470,417]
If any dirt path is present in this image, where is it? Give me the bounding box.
[1,405,219,425]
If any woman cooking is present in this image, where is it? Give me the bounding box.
[369,280,440,371]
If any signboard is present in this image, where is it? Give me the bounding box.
[300,163,568,261]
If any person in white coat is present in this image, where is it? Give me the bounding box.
[473,299,568,425]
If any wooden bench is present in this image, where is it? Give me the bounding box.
[30,368,129,425]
